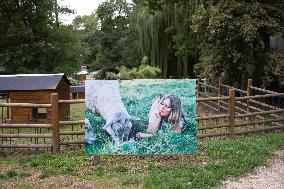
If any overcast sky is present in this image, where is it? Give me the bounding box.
[59,0,104,24]
[59,0,132,24]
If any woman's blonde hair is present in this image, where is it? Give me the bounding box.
[160,94,185,125]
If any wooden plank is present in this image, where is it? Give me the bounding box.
[0,134,52,138]
[235,125,283,135]
[58,99,85,104]
[196,96,230,102]
[0,123,52,128]
[196,79,200,98]
[196,114,229,120]
[235,118,284,127]
[199,102,219,112]
[228,89,235,137]
[0,144,52,148]
[249,99,278,110]
[200,83,218,90]
[197,123,230,130]
[235,109,284,118]
[221,84,247,94]
[0,103,51,108]
[59,120,85,125]
[236,93,284,100]
[250,86,277,94]
[218,79,222,111]
[51,93,60,153]
[197,132,230,139]
[60,131,84,135]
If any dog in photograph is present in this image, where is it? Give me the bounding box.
[85,80,138,144]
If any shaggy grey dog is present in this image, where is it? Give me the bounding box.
[85,80,138,144]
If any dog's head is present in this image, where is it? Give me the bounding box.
[104,112,139,144]
[85,118,96,145]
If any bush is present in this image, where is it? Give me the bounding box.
[106,72,119,80]
[263,51,284,88]
[138,65,161,79]
[118,66,137,80]
[106,64,161,80]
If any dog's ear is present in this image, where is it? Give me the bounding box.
[127,114,140,121]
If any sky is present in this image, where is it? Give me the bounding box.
[59,0,104,24]
[59,0,132,24]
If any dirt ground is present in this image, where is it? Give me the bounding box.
[218,150,284,189]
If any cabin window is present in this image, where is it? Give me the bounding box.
[32,108,47,119]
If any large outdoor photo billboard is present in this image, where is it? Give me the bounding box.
[85,79,197,155]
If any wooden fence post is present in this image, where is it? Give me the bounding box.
[217,78,222,113]
[196,79,200,98]
[196,79,200,110]
[51,93,60,153]
[228,89,235,137]
[247,79,253,121]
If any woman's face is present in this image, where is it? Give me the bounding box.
[159,98,171,117]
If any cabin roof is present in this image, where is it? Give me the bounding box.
[0,73,70,91]
[70,85,85,93]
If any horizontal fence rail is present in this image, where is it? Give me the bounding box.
[0,103,51,108]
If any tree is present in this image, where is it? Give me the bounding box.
[88,0,141,71]
[192,0,284,88]
[72,14,99,66]
[0,0,82,75]
[136,0,200,78]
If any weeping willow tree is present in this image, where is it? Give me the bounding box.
[136,1,200,78]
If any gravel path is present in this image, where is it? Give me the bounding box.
[219,150,284,189]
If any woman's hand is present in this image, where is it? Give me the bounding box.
[172,123,182,133]
[136,132,153,139]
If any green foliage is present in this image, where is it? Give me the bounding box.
[191,0,284,88]
[263,50,284,88]
[106,71,120,80]
[138,65,161,79]
[80,0,142,71]
[106,64,161,79]
[85,80,196,155]
[136,1,199,78]
[118,66,137,80]
[0,0,83,75]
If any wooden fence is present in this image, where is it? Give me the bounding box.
[0,79,283,153]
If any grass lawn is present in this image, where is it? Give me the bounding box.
[0,132,283,189]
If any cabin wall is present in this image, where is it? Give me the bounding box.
[56,79,70,121]
[9,91,52,123]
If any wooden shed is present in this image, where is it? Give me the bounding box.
[0,74,70,123]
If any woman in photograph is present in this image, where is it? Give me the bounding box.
[136,94,187,139]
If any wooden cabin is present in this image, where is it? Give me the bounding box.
[0,74,70,123]
[70,85,85,99]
